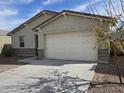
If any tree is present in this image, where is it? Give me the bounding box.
[87,0,124,84]
[87,0,124,49]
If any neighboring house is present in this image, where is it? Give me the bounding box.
[0,30,11,54]
[8,10,111,63]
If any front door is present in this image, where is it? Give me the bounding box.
[35,34,38,56]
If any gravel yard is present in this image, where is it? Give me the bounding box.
[0,56,27,73]
[87,56,124,93]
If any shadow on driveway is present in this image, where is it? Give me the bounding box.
[29,59,97,66]
[16,70,90,93]
[0,56,27,65]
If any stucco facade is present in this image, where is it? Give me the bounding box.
[10,11,57,57]
[11,13,56,49]
[36,13,110,62]
[37,15,100,49]
[9,10,110,63]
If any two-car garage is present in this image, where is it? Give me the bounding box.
[45,31,97,61]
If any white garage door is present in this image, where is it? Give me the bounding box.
[45,31,97,61]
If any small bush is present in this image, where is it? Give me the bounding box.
[121,41,124,49]
[1,44,13,57]
[110,40,124,56]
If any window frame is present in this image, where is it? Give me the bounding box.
[19,36,25,48]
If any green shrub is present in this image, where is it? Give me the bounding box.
[1,44,13,57]
[121,41,124,49]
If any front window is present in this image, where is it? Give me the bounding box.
[19,36,25,47]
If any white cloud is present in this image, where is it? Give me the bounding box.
[0,9,18,16]
[0,0,34,30]
[0,5,42,30]
[0,17,27,30]
[0,0,34,5]
[0,7,19,30]
[0,0,12,4]
[71,0,101,12]
[19,0,34,4]
[72,4,88,11]
[43,0,62,5]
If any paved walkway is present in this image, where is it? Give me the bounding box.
[0,59,97,93]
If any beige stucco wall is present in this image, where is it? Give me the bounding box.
[38,14,110,49]
[0,36,11,54]
[12,13,55,48]
[12,13,110,50]
[41,15,106,33]
[12,27,35,48]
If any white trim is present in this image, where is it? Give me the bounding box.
[44,34,47,59]
[67,12,107,20]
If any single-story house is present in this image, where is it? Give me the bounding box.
[0,30,11,54]
[8,10,111,63]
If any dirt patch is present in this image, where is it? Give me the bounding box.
[0,56,27,73]
[88,84,124,93]
[91,64,120,84]
[87,56,124,93]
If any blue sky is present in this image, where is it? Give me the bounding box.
[0,0,121,31]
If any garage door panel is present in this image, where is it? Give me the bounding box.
[45,31,97,61]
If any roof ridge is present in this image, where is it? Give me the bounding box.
[62,10,112,19]
[42,10,58,14]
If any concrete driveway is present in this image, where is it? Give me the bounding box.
[0,59,97,93]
